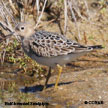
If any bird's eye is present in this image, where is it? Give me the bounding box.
[20,26,24,30]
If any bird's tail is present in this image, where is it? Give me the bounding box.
[87,45,103,50]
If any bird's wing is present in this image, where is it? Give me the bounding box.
[29,31,90,57]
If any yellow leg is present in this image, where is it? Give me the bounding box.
[54,64,63,89]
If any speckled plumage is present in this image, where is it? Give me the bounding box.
[14,22,103,89]
[29,30,91,57]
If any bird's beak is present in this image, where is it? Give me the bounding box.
[6,32,15,37]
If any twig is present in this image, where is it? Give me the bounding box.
[20,9,24,22]
[0,21,13,32]
[83,32,88,44]
[71,0,87,21]
[1,49,6,64]
[36,0,40,15]
[0,32,13,43]
[37,19,55,28]
[1,0,16,24]
[64,0,68,35]
[68,0,81,40]
[34,0,47,28]
[83,0,90,21]
[8,0,18,15]
[0,2,20,41]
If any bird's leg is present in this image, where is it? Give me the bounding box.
[55,64,63,89]
[43,67,51,90]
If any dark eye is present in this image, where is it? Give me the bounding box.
[20,26,24,30]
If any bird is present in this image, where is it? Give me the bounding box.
[14,22,103,90]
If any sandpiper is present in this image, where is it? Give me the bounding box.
[14,22,103,89]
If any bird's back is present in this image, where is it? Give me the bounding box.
[29,30,91,57]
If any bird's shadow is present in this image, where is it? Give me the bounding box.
[20,80,84,93]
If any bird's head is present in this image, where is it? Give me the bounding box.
[15,22,35,39]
